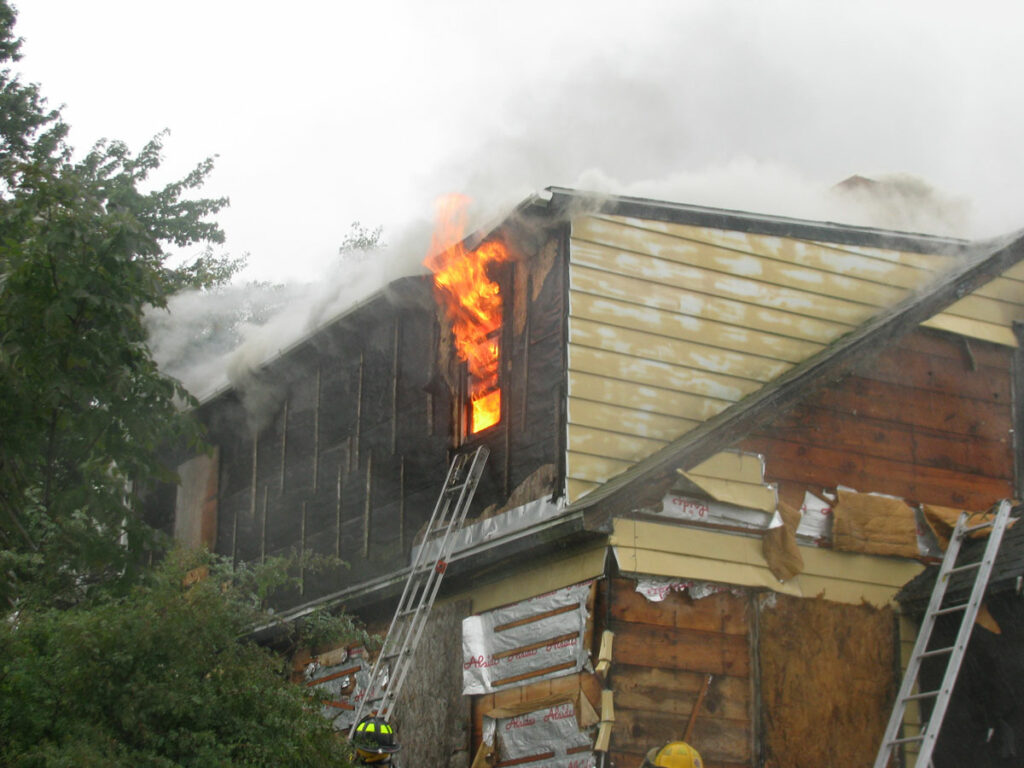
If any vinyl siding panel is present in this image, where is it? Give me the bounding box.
[566,213,1024,501]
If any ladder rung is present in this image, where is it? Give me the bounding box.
[889,733,926,745]
[947,561,981,574]
[348,447,489,740]
[903,690,940,701]
[934,603,969,615]
[962,521,994,533]
[920,646,954,658]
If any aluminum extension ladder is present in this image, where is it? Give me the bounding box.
[873,499,1014,768]
[348,446,489,735]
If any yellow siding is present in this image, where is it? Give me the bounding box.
[677,476,776,512]
[565,213,1024,500]
[457,544,608,613]
[682,451,776,511]
[610,519,924,607]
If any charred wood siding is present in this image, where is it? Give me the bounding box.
[191,232,567,609]
[199,283,452,606]
[605,578,753,768]
[740,329,1014,510]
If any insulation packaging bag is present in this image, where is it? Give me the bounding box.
[634,576,733,602]
[462,582,592,695]
[795,490,833,541]
[485,702,596,768]
[304,653,371,732]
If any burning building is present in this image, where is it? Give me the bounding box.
[156,188,1024,768]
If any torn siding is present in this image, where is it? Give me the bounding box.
[610,518,922,607]
[564,213,1024,502]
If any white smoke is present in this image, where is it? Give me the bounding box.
[147,229,430,410]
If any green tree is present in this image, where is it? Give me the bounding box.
[0,550,358,767]
[0,8,363,765]
[337,220,383,261]
[0,1,235,607]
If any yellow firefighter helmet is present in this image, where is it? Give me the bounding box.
[648,741,704,768]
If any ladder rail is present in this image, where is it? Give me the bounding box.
[873,512,970,767]
[348,447,489,735]
[873,499,1013,768]
[913,500,1012,766]
[378,452,488,720]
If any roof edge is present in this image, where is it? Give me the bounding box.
[543,186,972,255]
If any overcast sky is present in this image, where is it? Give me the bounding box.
[12,0,1024,282]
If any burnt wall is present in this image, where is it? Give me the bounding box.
[603,578,753,768]
[176,221,568,611]
[742,328,1014,511]
[202,279,454,606]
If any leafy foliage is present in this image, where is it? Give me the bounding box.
[0,8,366,765]
[0,550,357,767]
[0,2,233,607]
[337,220,383,261]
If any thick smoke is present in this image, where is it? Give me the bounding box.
[147,225,430,417]
[144,3,1016,417]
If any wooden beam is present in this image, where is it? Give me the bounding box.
[573,231,1024,527]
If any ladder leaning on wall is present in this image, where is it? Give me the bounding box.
[348,445,489,735]
[873,498,1014,768]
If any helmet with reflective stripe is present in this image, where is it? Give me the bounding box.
[353,715,401,762]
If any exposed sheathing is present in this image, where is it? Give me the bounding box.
[564,214,1024,501]
[606,578,752,768]
[393,599,473,768]
[758,594,896,768]
[742,329,1014,510]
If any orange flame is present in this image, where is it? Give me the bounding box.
[424,194,508,434]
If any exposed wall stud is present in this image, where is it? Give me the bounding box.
[300,500,308,595]
[355,351,364,468]
[363,451,373,559]
[335,460,343,558]
[427,322,438,436]
[241,431,259,566]
[392,317,401,455]
[279,397,289,492]
[260,485,268,563]
[313,365,321,491]
[399,455,406,550]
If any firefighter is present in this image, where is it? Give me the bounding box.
[639,740,704,768]
[352,715,402,765]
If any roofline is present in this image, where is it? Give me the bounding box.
[541,186,970,255]
[570,228,1024,527]
[193,274,430,409]
[247,507,597,643]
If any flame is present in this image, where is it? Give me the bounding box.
[424,194,508,434]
